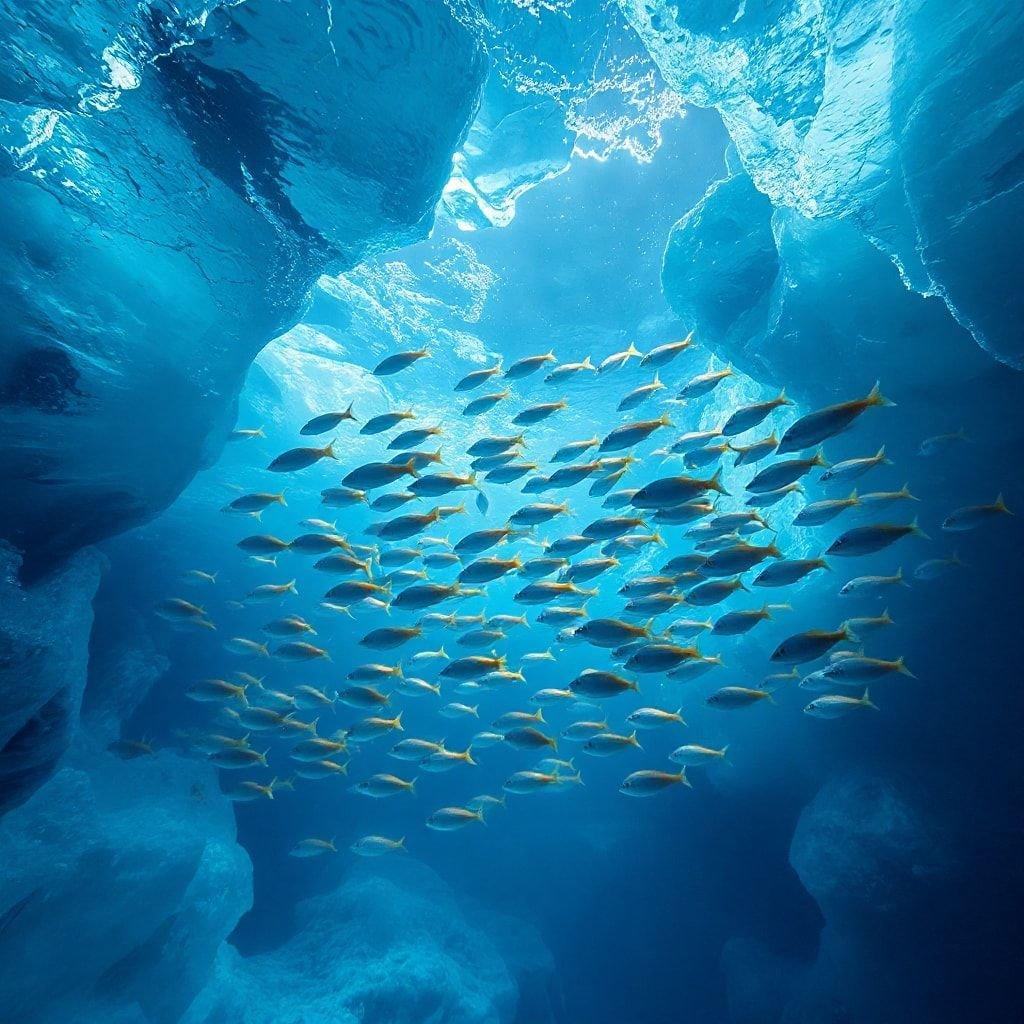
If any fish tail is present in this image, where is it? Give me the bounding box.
[709,467,729,496]
[287,580,298,594]
[862,688,879,710]
[582,355,595,371]
[896,657,916,679]
[277,492,287,506]
[867,381,895,407]
[995,493,1013,515]
[910,516,931,541]
[405,458,421,479]
[813,448,829,468]
[267,777,277,799]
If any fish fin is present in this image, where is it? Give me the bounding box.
[862,688,879,710]
[867,381,895,408]
[995,493,1013,515]
[896,657,916,679]
[582,356,595,371]
[910,516,931,541]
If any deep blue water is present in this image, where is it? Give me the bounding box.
[2,2,1024,1023]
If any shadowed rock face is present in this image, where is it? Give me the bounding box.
[0,543,104,813]
[0,750,252,1024]
[0,0,487,573]
[624,0,1024,375]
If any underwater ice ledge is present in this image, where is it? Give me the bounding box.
[621,0,1024,373]
[0,0,487,574]
[0,0,486,809]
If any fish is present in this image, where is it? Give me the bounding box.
[624,644,698,673]
[503,771,564,794]
[301,405,356,435]
[599,413,673,453]
[455,363,502,391]
[914,553,965,580]
[373,350,430,375]
[347,662,403,681]
[354,774,416,798]
[858,483,919,511]
[224,492,287,514]
[640,333,693,369]
[504,726,558,751]
[804,690,878,719]
[777,382,894,453]
[426,807,486,831]
[626,707,685,729]
[463,390,510,416]
[631,471,726,508]
[685,577,746,606]
[575,617,656,647]
[268,443,337,473]
[561,720,608,742]
[338,685,390,709]
[552,437,601,463]
[321,487,368,507]
[545,356,596,382]
[347,714,404,743]
[793,490,860,526]
[699,540,782,577]
[570,669,639,697]
[290,838,338,858]
[486,462,538,484]
[713,603,790,636]
[359,625,422,650]
[827,519,928,556]
[820,446,891,483]
[245,581,299,602]
[467,434,526,457]
[514,400,567,426]
[771,626,854,664]
[942,494,1012,532]
[823,655,914,681]
[509,502,571,527]
[599,342,643,373]
[732,432,780,466]
[441,654,506,680]
[391,581,463,611]
[530,687,577,706]
[745,482,805,508]
[747,451,828,493]
[582,731,642,756]
[223,638,270,658]
[669,744,728,767]
[721,391,791,436]
[181,568,217,585]
[314,553,373,577]
[351,835,407,856]
[752,557,829,587]
[838,569,909,595]
[505,351,556,380]
[919,428,968,457]
[620,770,689,796]
[261,615,316,636]
[342,458,420,491]
[370,492,418,513]
[705,687,773,709]
[440,702,479,719]
[396,677,442,698]
[229,427,265,440]
[388,425,444,450]
[420,747,477,773]
[676,364,732,400]
[840,609,894,634]
[208,746,269,769]
[273,641,329,662]
[294,759,349,780]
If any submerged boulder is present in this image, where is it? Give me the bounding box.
[183,862,552,1024]
[0,750,252,1024]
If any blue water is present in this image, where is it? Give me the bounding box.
[2,2,1024,1023]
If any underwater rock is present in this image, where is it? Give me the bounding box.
[0,0,486,571]
[183,862,549,1024]
[0,750,251,1024]
[624,0,1024,369]
[0,542,104,814]
[661,169,993,400]
[783,770,956,1023]
[789,770,952,920]
[721,936,803,1024]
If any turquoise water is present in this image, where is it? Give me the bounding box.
[2,2,1023,1023]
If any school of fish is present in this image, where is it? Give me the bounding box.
[149,337,1013,858]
